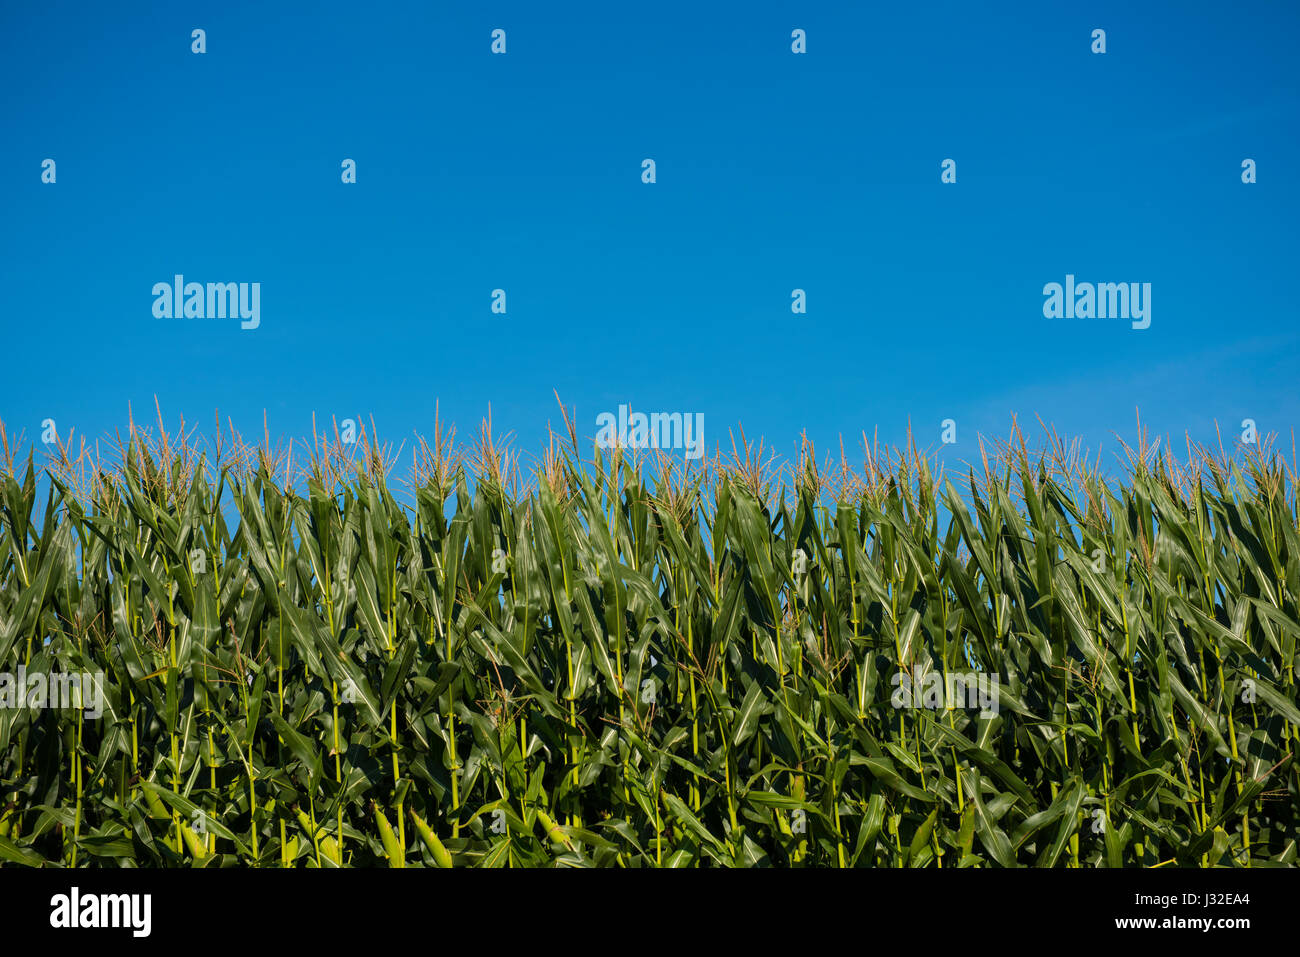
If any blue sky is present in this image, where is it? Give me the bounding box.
[2,0,1297,479]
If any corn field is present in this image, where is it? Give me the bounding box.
[0,411,1297,868]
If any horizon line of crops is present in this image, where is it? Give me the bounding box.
[0,406,1296,867]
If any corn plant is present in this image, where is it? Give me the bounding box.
[0,411,1296,867]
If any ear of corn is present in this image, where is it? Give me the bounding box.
[0,413,1296,867]
[373,805,404,868]
[410,809,453,867]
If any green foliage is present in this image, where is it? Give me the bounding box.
[0,418,1296,867]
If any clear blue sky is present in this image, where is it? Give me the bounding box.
[2,0,1297,477]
